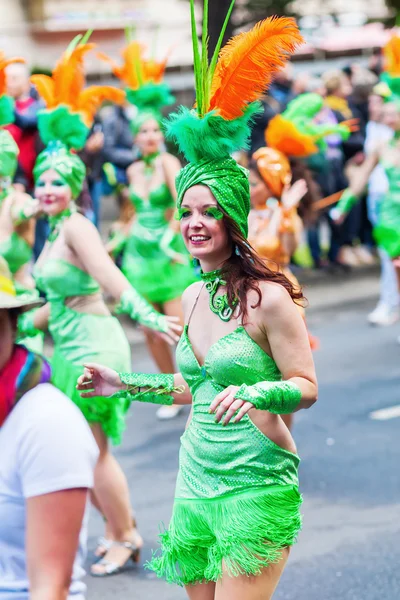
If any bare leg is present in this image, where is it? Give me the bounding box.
[186,581,216,600]
[90,424,143,575]
[215,548,290,600]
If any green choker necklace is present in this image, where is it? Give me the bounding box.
[142,151,160,177]
[201,268,237,322]
[48,204,76,242]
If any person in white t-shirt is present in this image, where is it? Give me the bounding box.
[0,257,99,600]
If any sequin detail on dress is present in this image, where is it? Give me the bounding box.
[148,325,302,585]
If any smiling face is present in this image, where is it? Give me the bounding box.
[179,185,231,264]
[34,168,72,216]
[135,118,164,156]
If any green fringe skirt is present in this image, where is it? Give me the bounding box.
[148,484,302,586]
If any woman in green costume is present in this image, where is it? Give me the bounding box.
[334,35,400,297]
[77,7,318,597]
[102,41,197,419]
[20,36,182,577]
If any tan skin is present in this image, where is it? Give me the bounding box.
[125,118,186,406]
[32,169,181,575]
[0,309,88,600]
[77,185,318,599]
[334,101,400,287]
[0,186,38,288]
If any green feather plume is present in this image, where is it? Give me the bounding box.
[126,82,175,111]
[37,105,89,150]
[165,102,261,163]
[283,93,324,121]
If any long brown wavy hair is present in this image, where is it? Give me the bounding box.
[218,212,305,322]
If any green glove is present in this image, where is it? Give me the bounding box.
[234,380,301,414]
[116,288,169,333]
[114,372,179,406]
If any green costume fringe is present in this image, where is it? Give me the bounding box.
[148,485,302,586]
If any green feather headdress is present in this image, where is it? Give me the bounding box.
[98,30,175,134]
[167,0,303,238]
[32,33,125,197]
[265,93,355,157]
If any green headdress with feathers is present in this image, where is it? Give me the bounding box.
[32,32,125,197]
[98,30,175,136]
[265,93,355,157]
[166,0,303,238]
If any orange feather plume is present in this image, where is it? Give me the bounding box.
[384,35,400,77]
[31,41,125,127]
[78,86,125,126]
[0,53,25,96]
[265,115,318,157]
[98,40,171,90]
[97,41,144,89]
[209,17,303,120]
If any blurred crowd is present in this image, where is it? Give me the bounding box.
[4,52,398,326]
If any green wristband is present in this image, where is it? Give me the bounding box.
[234,380,301,414]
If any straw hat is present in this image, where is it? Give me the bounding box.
[0,257,43,311]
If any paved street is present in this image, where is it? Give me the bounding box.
[85,279,400,600]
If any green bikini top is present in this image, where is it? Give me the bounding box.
[33,258,100,302]
[129,183,174,229]
[0,232,32,275]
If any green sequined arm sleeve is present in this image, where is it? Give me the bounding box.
[336,188,358,215]
[116,288,169,333]
[18,310,41,337]
[234,380,302,414]
[115,372,180,406]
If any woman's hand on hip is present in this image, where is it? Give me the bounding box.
[76,363,124,398]
[209,385,254,425]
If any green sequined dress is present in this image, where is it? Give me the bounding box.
[122,182,197,304]
[34,258,131,444]
[374,161,400,258]
[148,325,302,585]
